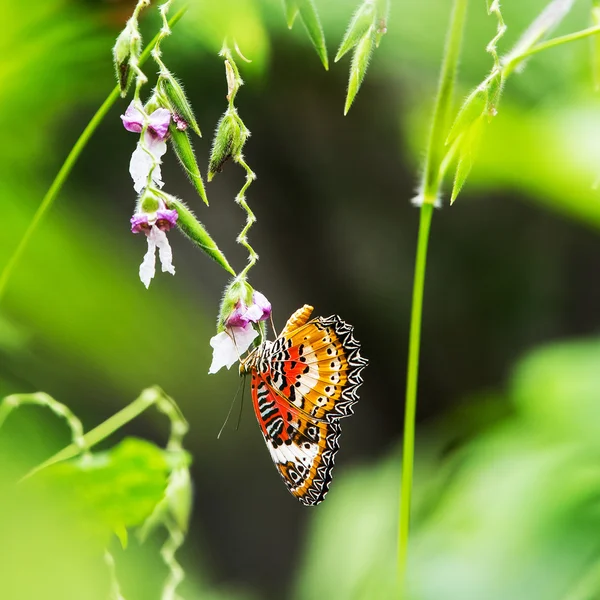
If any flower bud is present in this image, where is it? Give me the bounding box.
[158,75,201,137]
[169,125,209,205]
[139,188,161,214]
[207,110,247,181]
[218,278,254,331]
[113,22,140,96]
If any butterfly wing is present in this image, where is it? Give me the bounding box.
[268,313,368,422]
[249,306,367,505]
[251,372,341,505]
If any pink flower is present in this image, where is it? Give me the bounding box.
[121,103,171,140]
[121,103,172,193]
[209,290,272,374]
[225,292,272,328]
[131,198,179,288]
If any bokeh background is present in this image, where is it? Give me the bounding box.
[3,0,600,598]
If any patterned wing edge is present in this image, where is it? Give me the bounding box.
[316,315,368,422]
[299,418,342,506]
[298,314,367,504]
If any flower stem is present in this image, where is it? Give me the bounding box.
[0,6,188,305]
[398,0,468,584]
[236,156,258,279]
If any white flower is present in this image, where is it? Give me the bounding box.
[130,134,167,194]
[139,225,175,288]
[208,325,259,374]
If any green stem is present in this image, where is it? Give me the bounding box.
[20,387,163,481]
[397,203,433,580]
[503,24,600,76]
[236,156,258,279]
[421,0,469,205]
[0,6,188,305]
[398,0,468,583]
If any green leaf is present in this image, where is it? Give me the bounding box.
[168,197,237,276]
[159,75,202,137]
[446,88,487,146]
[283,0,299,28]
[40,438,170,541]
[286,0,329,70]
[169,125,209,206]
[335,1,375,62]
[511,337,600,442]
[344,28,374,115]
[450,116,485,204]
[139,462,192,541]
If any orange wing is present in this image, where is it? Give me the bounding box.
[251,373,342,506]
[249,306,367,505]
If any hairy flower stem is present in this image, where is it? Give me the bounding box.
[0,6,188,305]
[236,156,258,278]
[152,1,173,76]
[398,0,468,585]
[218,43,259,279]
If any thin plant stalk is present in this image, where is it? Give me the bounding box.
[0,6,188,305]
[20,386,181,481]
[398,0,469,583]
[503,23,600,75]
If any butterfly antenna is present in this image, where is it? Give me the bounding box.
[270,313,278,338]
[229,328,244,364]
[217,376,245,440]
[235,374,246,431]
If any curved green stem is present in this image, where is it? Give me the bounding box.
[0,6,188,305]
[19,386,178,481]
[503,24,600,76]
[398,0,468,584]
[236,156,258,279]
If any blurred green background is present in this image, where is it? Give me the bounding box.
[2,0,600,598]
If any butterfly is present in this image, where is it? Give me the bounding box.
[240,305,367,505]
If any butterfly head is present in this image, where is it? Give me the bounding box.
[239,340,273,376]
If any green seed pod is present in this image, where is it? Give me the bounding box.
[113,22,140,97]
[207,110,247,181]
[159,75,201,137]
[169,125,209,205]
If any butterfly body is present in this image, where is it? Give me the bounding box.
[242,305,367,506]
